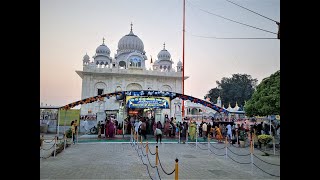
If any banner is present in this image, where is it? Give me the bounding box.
[58,109,80,126]
[126,96,170,109]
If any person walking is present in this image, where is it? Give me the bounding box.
[155,127,162,144]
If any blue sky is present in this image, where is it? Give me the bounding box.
[40,0,280,106]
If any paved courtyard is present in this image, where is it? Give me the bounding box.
[40,139,280,179]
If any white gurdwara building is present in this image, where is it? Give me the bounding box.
[76,24,188,123]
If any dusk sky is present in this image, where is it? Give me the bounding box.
[40,0,280,107]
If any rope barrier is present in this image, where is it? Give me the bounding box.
[40,142,56,151]
[40,154,52,159]
[43,137,56,143]
[255,147,280,156]
[156,166,162,180]
[140,147,147,157]
[253,163,280,177]
[157,153,176,175]
[148,147,156,155]
[226,154,251,164]
[142,143,147,148]
[252,154,280,166]
[137,148,156,180]
[210,143,226,150]
[227,147,251,156]
[208,148,226,156]
[196,143,208,150]
[131,140,161,180]
[146,153,157,168]
[231,143,250,148]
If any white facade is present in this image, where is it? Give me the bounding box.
[76,24,188,123]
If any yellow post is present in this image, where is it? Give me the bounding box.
[40,135,44,148]
[146,141,148,155]
[225,136,227,147]
[155,145,159,166]
[140,134,142,145]
[250,138,253,154]
[175,158,179,180]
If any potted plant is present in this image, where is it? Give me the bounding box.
[238,130,246,147]
[257,134,273,151]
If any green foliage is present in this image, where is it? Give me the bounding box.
[245,70,280,116]
[205,74,257,107]
[238,130,247,141]
[257,134,273,145]
[66,128,72,138]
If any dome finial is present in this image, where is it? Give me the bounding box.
[130,22,133,32]
[163,42,166,50]
[102,37,105,45]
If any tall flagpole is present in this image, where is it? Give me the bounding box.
[182,0,185,120]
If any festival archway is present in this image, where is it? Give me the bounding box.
[59,90,229,115]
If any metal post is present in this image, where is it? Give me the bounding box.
[196,125,198,150]
[178,127,180,143]
[186,126,188,144]
[251,139,253,175]
[208,132,210,155]
[40,135,44,159]
[122,120,125,138]
[57,109,60,138]
[54,136,57,157]
[225,136,227,159]
[146,141,148,155]
[64,132,66,150]
[273,136,275,155]
[155,146,159,166]
[63,110,67,138]
[175,158,179,180]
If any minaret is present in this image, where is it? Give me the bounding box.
[177,59,182,72]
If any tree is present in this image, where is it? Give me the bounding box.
[204,87,220,103]
[244,70,280,117]
[205,74,257,108]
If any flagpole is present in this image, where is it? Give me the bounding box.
[182,0,185,120]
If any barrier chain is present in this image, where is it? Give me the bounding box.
[253,163,280,177]
[252,154,280,166]
[157,153,176,175]
[226,154,251,164]
[227,147,251,156]
[210,143,226,150]
[208,148,226,156]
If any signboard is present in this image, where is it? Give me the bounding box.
[126,96,170,109]
[58,109,80,126]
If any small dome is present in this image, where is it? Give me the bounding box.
[83,53,90,62]
[118,24,144,53]
[177,60,182,66]
[96,44,110,55]
[157,43,171,60]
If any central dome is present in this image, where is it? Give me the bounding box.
[118,25,144,53]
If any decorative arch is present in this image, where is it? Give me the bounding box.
[126,83,142,91]
[60,90,229,115]
[94,82,107,96]
[161,85,172,91]
[115,86,122,92]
